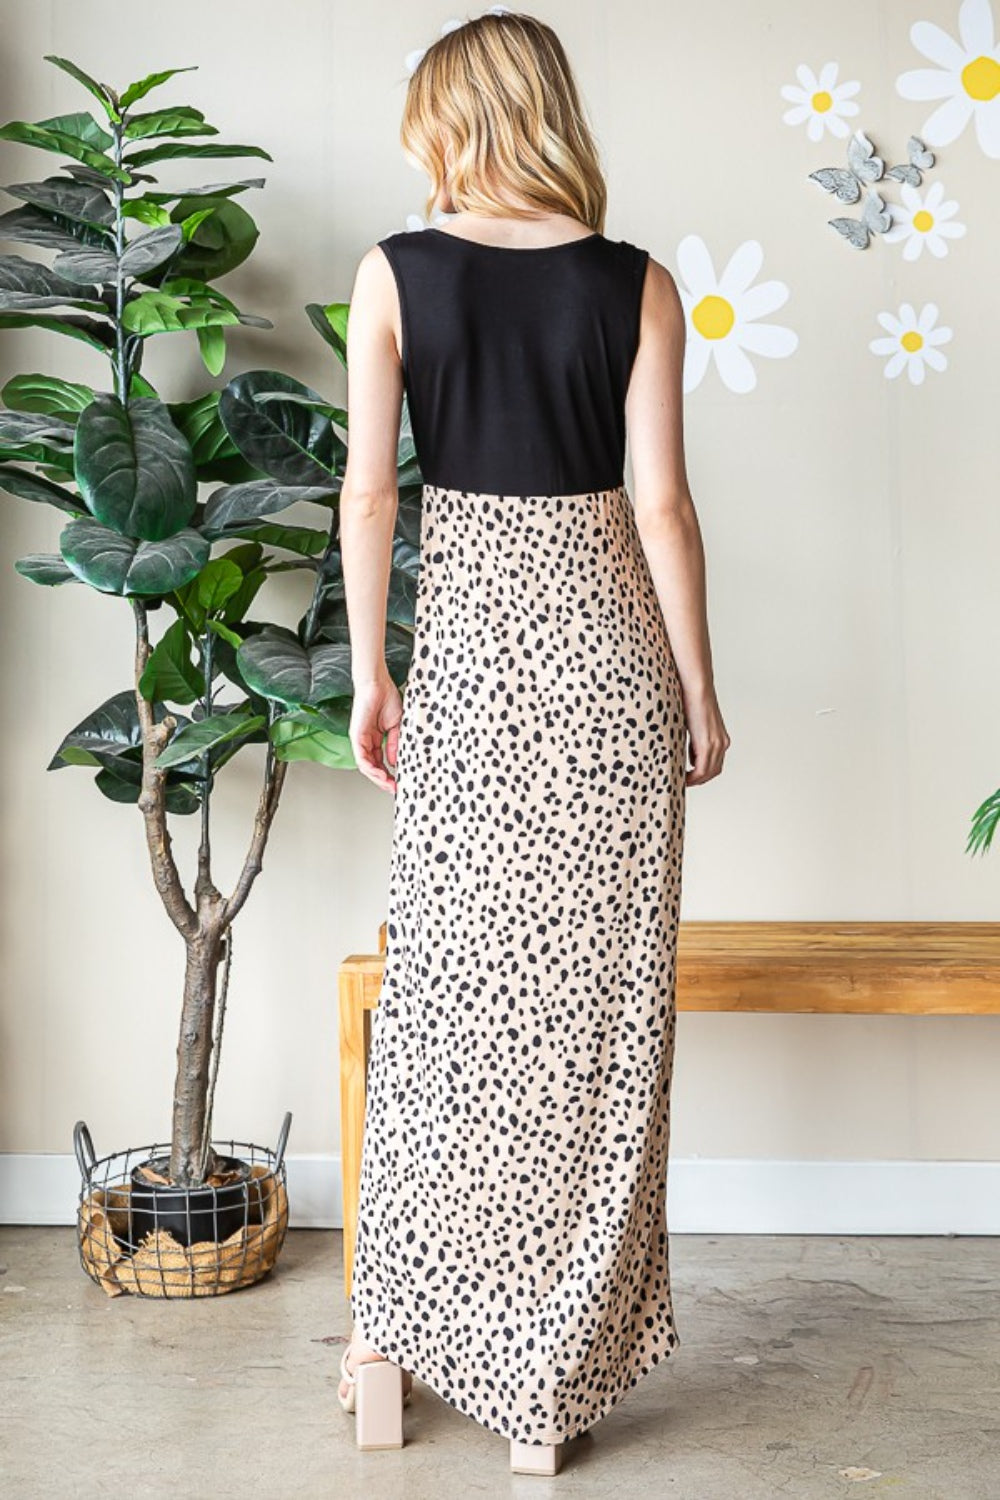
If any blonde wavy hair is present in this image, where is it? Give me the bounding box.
[401,11,607,233]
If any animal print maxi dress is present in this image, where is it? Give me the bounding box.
[349,226,687,1448]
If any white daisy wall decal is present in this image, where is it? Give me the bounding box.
[884,181,967,258]
[780,62,861,140]
[896,0,1000,156]
[675,236,798,394]
[869,303,953,383]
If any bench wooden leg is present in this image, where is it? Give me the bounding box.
[338,961,370,1301]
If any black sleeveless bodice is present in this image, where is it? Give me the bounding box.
[376,228,649,496]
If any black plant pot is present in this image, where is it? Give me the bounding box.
[126,1153,265,1249]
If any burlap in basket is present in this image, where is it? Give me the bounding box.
[78,1161,289,1298]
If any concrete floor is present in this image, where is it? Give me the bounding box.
[1,1228,998,1498]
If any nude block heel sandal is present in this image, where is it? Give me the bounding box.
[338,1348,406,1449]
[510,1440,564,1475]
[355,1359,405,1449]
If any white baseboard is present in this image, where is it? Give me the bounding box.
[1,1153,997,1233]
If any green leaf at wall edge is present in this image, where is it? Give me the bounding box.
[305,301,348,365]
[60,517,209,595]
[74,394,197,539]
[138,616,205,703]
[270,705,356,768]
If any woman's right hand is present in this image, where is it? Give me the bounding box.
[350,674,404,794]
[680,682,730,787]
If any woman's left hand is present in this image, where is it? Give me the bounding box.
[350,675,404,793]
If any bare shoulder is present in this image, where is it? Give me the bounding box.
[352,242,395,292]
[642,255,683,321]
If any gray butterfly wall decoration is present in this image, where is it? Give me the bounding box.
[809,131,936,249]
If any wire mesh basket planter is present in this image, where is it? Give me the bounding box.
[73,1113,292,1299]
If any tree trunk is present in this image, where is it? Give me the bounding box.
[169,913,226,1185]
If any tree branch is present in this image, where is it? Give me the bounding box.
[221,730,288,927]
[131,598,199,938]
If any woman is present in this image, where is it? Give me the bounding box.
[336,9,730,1475]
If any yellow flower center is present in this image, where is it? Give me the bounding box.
[912,209,935,232]
[692,294,735,341]
[962,54,1000,100]
[901,330,923,353]
[811,90,833,112]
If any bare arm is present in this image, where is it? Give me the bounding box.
[625,257,730,785]
[340,245,407,793]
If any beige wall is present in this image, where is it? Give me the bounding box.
[2,1,998,1181]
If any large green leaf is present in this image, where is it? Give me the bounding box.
[0,309,112,350]
[166,196,258,281]
[168,390,264,482]
[0,120,129,181]
[196,324,226,376]
[154,705,266,768]
[203,478,335,535]
[14,553,79,585]
[233,522,329,557]
[124,140,272,169]
[305,301,348,366]
[60,517,208,595]
[123,106,217,141]
[0,464,84,513]
[0,253,103,312]
[74,394,197,539]
[219,371,342,486]
[270,704,355,768]
[0,410,76,449]
[2,176,114,228]
[119,66,198,111]
[140,177,265,205]
[311,611,414,687]
[2,373,95,414]
[52,224,184,286]
[36,111,114,153]
[43,57,120,121]
[0,206,113,260]
[121,288,241,336]
[236,625,351,707]
[48,688,181,769]
[138,616,205,703]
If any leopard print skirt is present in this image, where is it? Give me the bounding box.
[350,481,687,1446]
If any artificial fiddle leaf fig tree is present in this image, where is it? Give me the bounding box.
[0,56,421,1198]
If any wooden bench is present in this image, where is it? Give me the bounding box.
[338,920,1000,1294]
